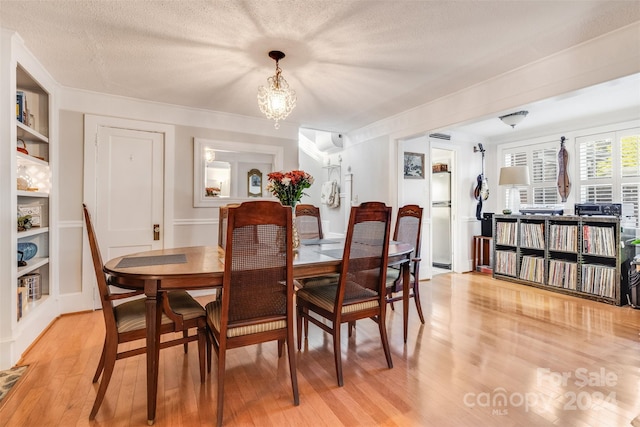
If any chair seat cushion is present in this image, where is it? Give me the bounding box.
[114,291,205,333]
[297,283,379,314]
[205,301,286,338]
[298,274,340,288]
[385,267,415,287]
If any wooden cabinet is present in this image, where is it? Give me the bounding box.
[1,30,58,369]
[493,214,633,306]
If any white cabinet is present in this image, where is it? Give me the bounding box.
[1,30,58,370]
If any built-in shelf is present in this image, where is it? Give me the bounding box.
[16,151,48,166]
[17,120,48,143]
[17,227,49,238]
[17,190,49,198]
[17,257,49,277]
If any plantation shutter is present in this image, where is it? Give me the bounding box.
[503,151,528,206]
[532,147,558,204]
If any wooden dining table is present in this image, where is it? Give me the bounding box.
[103,239,413,425]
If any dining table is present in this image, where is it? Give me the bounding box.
[103,238,414,425]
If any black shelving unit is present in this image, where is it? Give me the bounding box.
[493,214,633,306]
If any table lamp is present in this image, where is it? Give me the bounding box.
[499,166,530,214]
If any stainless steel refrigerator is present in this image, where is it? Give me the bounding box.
[432,171,452,269]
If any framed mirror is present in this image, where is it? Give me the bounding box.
[247,169,262,197]
[194,138,283,207]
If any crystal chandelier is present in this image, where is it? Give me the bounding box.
[257,50,296,129]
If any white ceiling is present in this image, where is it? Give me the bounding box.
[2,1,639,136]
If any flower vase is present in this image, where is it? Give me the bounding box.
[291,205,300,251]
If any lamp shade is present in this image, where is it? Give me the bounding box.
[499,166,530,186]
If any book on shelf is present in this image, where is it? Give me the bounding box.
[582,225,616,256]
[496,222,517,246]
[520,222,545,249]
[548,259,578,289]
[581,264,616,298]
[549,224,578,252]
[519,255,544,283]
[16,90,24,123]
[495,250,516,276]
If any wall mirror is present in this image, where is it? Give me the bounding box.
[194,138,283,207]
[247,169,262,197]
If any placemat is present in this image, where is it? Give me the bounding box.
[319,249,344,259]
[301,239,341,245]
[115,253,187,268]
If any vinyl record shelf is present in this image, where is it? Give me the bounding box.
[492,214,634,306]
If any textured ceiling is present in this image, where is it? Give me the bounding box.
[1,0,639,133]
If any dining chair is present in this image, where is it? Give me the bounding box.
[206,200,299,426]
[295,203,323,240]
[296,201,393,386]
[83,204,207,420]
[386,204,425,324]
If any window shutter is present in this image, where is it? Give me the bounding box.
[532,148,556,183]
[533,187,558,205]
[580,184,613,203]
[622,183,639,226]
[621,134,640,178]
[579,138,613,180]
[504,151,527,167]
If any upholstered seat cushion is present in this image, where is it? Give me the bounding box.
[385,267,415,287]
[297,273,340,289]
[114,291,205,333]
[297,283,379,314]
[205,301,287,338]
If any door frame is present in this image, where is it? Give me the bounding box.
[82,115,175,307]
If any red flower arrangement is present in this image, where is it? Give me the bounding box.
[266,170,314,206]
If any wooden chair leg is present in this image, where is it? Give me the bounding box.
[183,330,189,353]
[216,343,227,427]
[92,339,106,383]
[296,304,303,350]
[277,339,284,357]
[348,321,355,337]
[89,338,118,420]
[378,314,393,369]
[413,281,425,324]
[303,307,309,339]
[333,325,344,387]
[286,330,300,406]
[197,326,206,383]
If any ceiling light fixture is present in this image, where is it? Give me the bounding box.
[257,50,296,129]
[499,110,529,128]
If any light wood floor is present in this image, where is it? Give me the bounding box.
[2,273,639,426]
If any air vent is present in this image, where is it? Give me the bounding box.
[429,133,451,140]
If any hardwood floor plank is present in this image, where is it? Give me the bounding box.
[2,273,639,426]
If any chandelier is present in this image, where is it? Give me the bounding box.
[257,50,296,129]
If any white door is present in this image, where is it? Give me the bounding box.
[82,115,174,311]
[95,125,164,261]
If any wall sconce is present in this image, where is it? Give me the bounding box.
[499,166,530,214]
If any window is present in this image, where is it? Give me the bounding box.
[502,142,558,208]
[577,128,640,225]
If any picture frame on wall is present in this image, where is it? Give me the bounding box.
[404,152,425,179]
